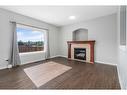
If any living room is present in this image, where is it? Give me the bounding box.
[0,4,126,92]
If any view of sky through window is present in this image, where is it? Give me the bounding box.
[17,27,44,42]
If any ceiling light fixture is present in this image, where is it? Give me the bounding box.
[69,16,76,20]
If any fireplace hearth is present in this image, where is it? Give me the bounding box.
[74,48,86,60]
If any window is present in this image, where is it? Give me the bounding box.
[17,25,45,53]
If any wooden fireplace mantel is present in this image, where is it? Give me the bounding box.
[67,40,95,64]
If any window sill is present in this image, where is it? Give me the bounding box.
[19,51,45,56]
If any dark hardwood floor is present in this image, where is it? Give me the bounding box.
[0,57,120,89]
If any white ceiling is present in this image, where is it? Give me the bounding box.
[0,6,118,26]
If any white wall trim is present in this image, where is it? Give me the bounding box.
[49,55,61,59]
[95,61,117,66]
[117,66,124,89]
[0,59,8,70]
[57,55,117,66]
[0,64,8,70]
[56,55,68,58]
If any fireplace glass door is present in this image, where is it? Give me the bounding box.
[74,48,86,60]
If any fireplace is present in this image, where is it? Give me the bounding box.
[74,48,86,60]
[67,41,95,64]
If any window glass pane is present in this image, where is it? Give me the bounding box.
[17,27,44,53]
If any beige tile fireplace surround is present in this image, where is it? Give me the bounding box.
[71,44,90,62]
[67,41,95,64]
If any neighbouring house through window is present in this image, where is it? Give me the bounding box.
[17,25,45,53]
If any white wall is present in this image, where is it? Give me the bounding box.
[117,6,127,89]
[19,52,46,65]
[59,14,117,65]
[0,8,59,69]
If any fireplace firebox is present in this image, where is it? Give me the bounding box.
[74,48,86,60]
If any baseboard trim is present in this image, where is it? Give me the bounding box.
[0,60,9,70]
[0,65,8,70]
[95,61,117,66]
[49,55,62,59]
[57,55,117,66]
[117,66,124,89]
[56,55,68,58]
